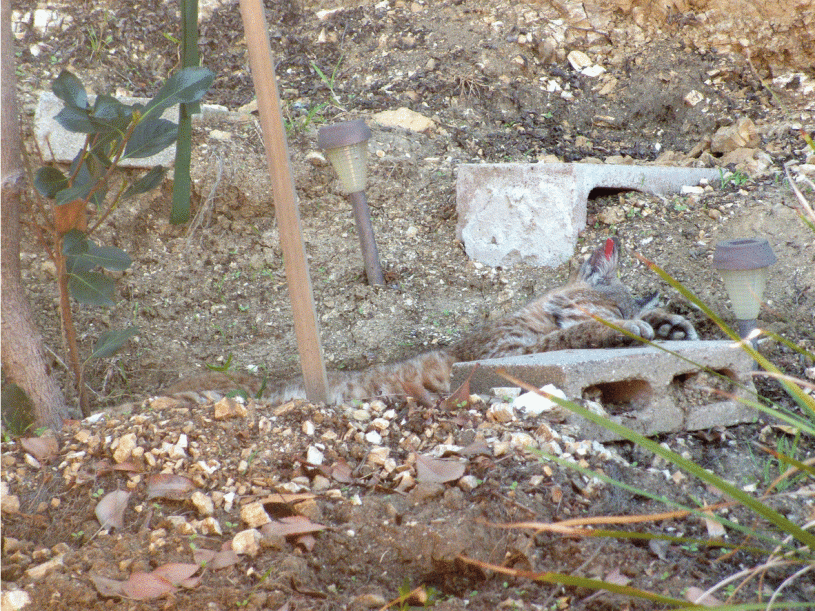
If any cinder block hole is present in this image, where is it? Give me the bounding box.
[670,368,737,405]
[582,379,652,412]
[588,187,637,200]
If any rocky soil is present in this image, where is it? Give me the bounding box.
[2,0,814,609]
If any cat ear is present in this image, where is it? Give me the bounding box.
[578,238,620,284]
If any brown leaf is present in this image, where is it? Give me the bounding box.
[146,474,196,500]
[20,436,59,462]
[193,547,240,570]
[685,586,723,607]
[702,510,726,539]
[261,515,326,538]
[95,490,130,530]
[192,549,216,565]
[209,549,240,569]
[330,460,354,484]
[121,572,176,601]
[150,563,200,586]
[294,533,317,552]
[89,572,126,598]
[113,461,142,473]
[460,440,491,458]
[440,365,477,411]
[415,454,466,483]
[603,568,631,586]
[54,199,87,234]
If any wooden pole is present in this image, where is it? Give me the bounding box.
[238,0,329,402]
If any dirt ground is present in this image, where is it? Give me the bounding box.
[3,0,815,609]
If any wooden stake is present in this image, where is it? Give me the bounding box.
[238,0,329,402]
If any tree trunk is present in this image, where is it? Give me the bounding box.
[1,0,69,430]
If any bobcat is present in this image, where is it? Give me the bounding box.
[179,237,697,405]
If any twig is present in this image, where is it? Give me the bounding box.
[186,154,223,243]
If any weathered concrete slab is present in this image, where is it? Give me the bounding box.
[456,162,719,268]
[451,340,756,441]
[34,91,228,169]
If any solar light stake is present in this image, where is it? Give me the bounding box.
[318,120,385,285]
[712,237,776,341]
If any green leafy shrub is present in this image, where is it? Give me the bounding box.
[31,67,213,414]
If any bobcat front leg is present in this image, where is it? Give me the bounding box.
[518,318,656,354]
[639,308,698,341]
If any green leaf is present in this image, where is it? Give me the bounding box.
[124,118,178,158]
[89,94,133,134]
[91,326,139,359]
[52,70,88,109]
[86,243,132,272]
[55,182,93,207]
[123,166,166,199]
[34,167,69,198]
[142,66,214,120]
[55,105,95,133]
[64,231,96,275]
[68,271,116,306]
[63,229,89,256]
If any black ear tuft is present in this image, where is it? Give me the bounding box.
[636,291,660,311]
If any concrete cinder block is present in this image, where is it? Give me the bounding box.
[34,91,229,169]
[451,340,756,441]
[455,163,720,268]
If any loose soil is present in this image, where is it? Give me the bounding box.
[3,0,814,609]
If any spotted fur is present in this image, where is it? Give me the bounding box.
[264,238,698,404]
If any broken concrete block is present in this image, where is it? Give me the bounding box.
[455,162,720,268]
[451,340,756,441]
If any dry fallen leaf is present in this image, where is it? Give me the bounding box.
[261,515,326,538]
[150,563,200,586]
[415,454,466,484]
[146,474,196,500]
[20,437,59,462]
[329,460,354,484]
[194,548,240,570]
[603,568,631,586]
[121,572,176,601]
[90,572,126,598]
[685,586,723,607]
[95,490,130,530]
[702,510,726,539]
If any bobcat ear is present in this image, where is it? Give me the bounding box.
[578,237,620,284]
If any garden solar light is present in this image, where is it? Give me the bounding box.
[712,237,776,340]
[318,119,385,285]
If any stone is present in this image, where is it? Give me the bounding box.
[371,107,435,133]
[112,432,137,464]
[241,502,271,528]
[232,529,261,557]
[451,341,756,441]
[710,118,760,154]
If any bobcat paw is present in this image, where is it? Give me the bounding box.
[641,311,699,341]
[621,319,655,340]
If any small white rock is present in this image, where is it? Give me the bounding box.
[232,529,261,557]
[191,491,214,517]
[240,501,271,528]
[306,445,324,466]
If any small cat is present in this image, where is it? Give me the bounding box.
[262,237,698,405]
